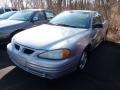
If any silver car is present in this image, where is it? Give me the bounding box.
[7,10,108,79]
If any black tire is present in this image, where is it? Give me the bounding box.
[78,50,88,70]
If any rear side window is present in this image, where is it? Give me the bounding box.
[11,9,17,11]
[0,8,16,14]
[0,9,4,14]
[5,9,11,12]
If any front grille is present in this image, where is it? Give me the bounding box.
[15,44,20,50]
[23,48,34,55]
[14,43,34,55]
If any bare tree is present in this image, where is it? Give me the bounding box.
[4,0,120,41]
[10,0,24,10]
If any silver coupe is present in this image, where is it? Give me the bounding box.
[7,10,108,79]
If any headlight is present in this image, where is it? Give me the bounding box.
[38,49,71,60]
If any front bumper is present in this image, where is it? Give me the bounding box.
[7,43,78,79]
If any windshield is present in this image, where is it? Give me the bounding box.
[0,11,16,19]
[8,10,34,21]
[49,11,91,28]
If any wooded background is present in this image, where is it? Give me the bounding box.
[3,0,120,42]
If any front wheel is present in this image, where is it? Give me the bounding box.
[78,51,88,70]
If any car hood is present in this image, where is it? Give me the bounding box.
[0,19,25,29]
[13,24,89,49]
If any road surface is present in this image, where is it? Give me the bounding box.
[0,41,120,90]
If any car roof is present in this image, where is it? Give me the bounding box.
[65,10,97,14]
[20,9,48,12]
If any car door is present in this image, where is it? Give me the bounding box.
[32,11,47,27]
[91,14,103,47]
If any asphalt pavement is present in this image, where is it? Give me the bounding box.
[0,41,120,90]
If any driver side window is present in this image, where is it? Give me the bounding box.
[93,15,102,25]
[45,11,55,20]
[33,12,45,21]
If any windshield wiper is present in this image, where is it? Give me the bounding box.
[54,24,79,28]
[48,23,80,28]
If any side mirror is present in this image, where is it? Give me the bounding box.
[92,23,103,28]
[32,17,39,22]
